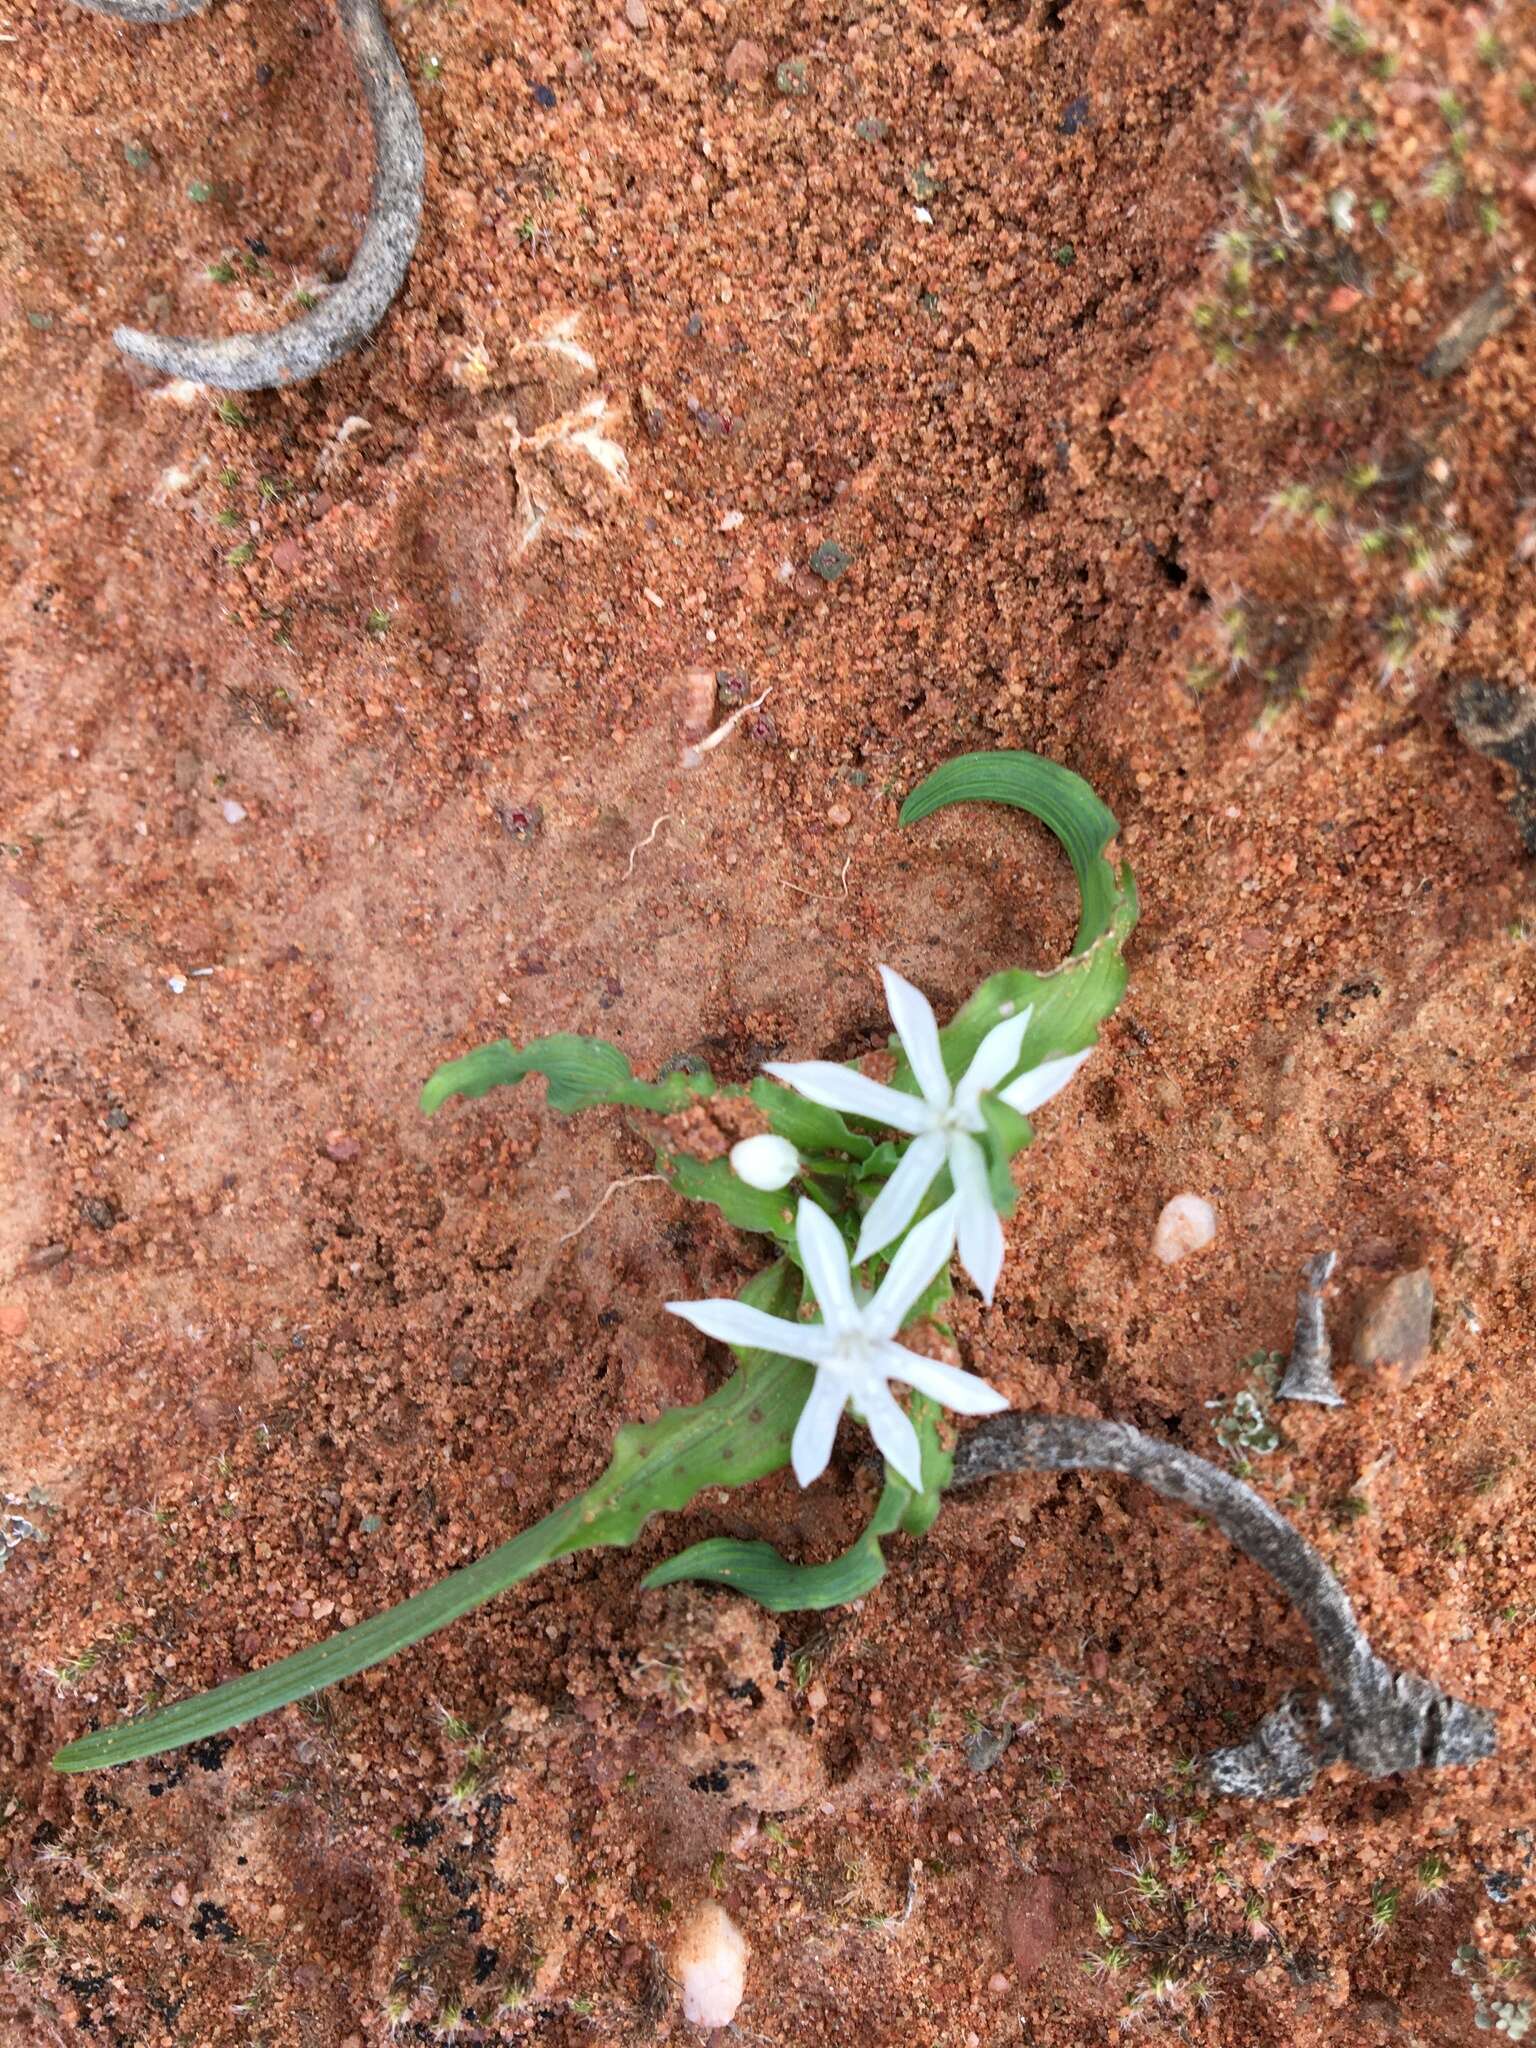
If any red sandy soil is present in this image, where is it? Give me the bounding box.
[3,0,1535,2041]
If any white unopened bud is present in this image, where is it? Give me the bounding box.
[728,1134,800,1190]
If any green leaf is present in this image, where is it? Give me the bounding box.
[52,1264,810,1773]
[975,1095,1032,1215]
[854,1139,904,1187]
[640,1529,891,1612]
[421,1034,716,1118]
[659,1151,798,1247]
[899,750,1127,956]
[897,749,1137,1088]
[749,1076,873,1160]
[642,1396,952,1609]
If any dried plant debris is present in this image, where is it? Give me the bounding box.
[79,0,424,389]
[1278,1251,1343,1407]
[1455,679,1536,854]
[950,1413,1495,1800]
[1420,277,1513,380]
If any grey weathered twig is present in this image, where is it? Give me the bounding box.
[1420,277,1512,380]
[1455,678,1536,854]
[70,0,209,20]
[1278,1250,1343,1406]
[92,0,425,390]
[949,1413,1496,1799]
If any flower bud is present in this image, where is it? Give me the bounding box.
[728,1134,800,1190]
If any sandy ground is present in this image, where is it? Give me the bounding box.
[3,0,1535,2041]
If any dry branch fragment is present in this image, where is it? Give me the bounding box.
[91,0,425,390]
[1278,1250,1343,1406]
[949,1413,1495,1800]
[70,0,209,19]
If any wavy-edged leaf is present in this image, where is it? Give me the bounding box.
[421,1033,716,1118]
[642,1395,952,1610]
[749,1076,874,1160]
[52,1264,809,1773]
[659,1151,798,1247]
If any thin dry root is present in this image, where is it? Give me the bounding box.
[105,0,425,390]
[682,689,771,770]
[950,1413,1496,1800]
[556,1174,668,1244]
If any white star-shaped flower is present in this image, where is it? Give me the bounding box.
[763,966,1091,1304]
[666,1197,1007,1490]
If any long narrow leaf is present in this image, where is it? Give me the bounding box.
[53,1265,809,1772]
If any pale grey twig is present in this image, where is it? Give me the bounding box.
[1278,1250,1343,1406]
[95,0,425,390]
[949,1413,1495,1800]
[70,0,209,19]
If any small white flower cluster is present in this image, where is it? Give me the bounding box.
[670,967,1091,1492]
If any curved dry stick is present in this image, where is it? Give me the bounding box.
[950,1414,1496,1799]
[70,0,210,19]
[104,0,425,389]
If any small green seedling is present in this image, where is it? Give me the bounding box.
[1369,1883,1400,1936]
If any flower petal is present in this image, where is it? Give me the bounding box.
[762,1060,932,1136]
[666,1296,835,1365]
[955,1004,1035,1110]
[794,1199,857,1327]
[790,1370,847,1488]
[855,1379,924,1492]
[998,1047,1093,1118]
[949,1133,1004,1306]
[852,1130,947,1266]
[878,964,951,1109]
[879,1342,1010,1415]
[863,1193,958,1339]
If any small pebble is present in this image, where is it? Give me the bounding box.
[826,802,852,827]
[1353,1268,1435,1385]
[1151,1193,1216,1264]
[724,38,769,89]
[1060,94,1091,135]
[624,0,648,27]
[809,538,852,582]
[220,798,247,825]
[167,974,187,995]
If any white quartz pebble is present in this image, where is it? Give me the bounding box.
[1152,1194,1216,1265]
[675,1902,747,2028]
